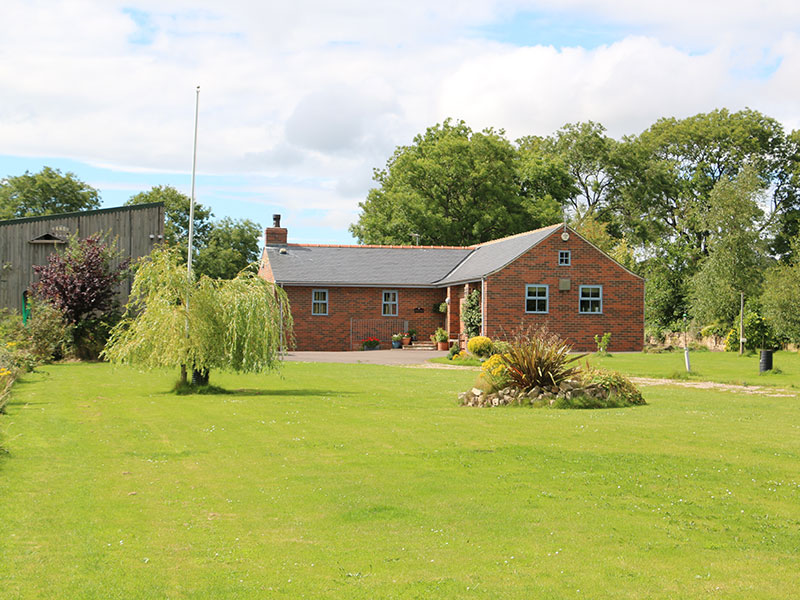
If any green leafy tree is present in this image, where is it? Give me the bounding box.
[350,119,561,246]
[761,236,800,343]
[640,240,693,328]
[689,168,767,326]
[612,108,793,255]
[193,218,262,279]
[541,121,616,215]
[103,246,293,386]
[0,167,100,219]
[125,185,213,258]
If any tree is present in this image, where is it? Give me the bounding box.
[540,121,616,215]
[193,218,262,279]
[0,167,100,220]
[103,246,293,386]
[31,233,130,358]
[350,119,561,246]
[689,168,767,325]
[612,108,793,255]
[125,185,213,258]
[761,237,800,343]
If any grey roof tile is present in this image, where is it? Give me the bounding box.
[265,224,562,287]
[266,245,473,286]
[434,225,561,285]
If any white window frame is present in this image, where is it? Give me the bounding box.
[312,289,328,315]
[525,284,549,314]
[579,285,603,314]
[382,290,398,317]
[559,250,571,266]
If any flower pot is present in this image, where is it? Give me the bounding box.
[402,336,411,346]
[437,341,449,351]
[392,340,402,349]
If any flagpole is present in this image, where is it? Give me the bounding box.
[182,85,200,385]
[188,85,200,278]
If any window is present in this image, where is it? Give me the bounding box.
[312,289,328,315]
[525,284,548,313]
[559,250,571,266]
[579,285,602,314]
[382,290,398,316]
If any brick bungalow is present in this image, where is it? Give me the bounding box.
[258,215,644,352]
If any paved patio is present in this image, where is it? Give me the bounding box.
[283,349,447,365]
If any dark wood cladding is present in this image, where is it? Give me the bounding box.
[0,203,164,312]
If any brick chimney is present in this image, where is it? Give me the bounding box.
[265,214,287,245]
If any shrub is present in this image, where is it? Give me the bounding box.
[594,332,611,354]
[25,299,72,361]
[430,327,448,343]
[467,336,492,358]
[579,368,645,406]
[490,340,511,355]
[700,322,728,338]
[447,343,460,360]
[491,326,583,391]
[461,290,481,338]
[724,311,782,352]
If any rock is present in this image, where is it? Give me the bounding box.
[472,387,484,397]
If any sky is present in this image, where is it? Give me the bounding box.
[2,1,800,244]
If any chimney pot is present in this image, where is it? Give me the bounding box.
[273,214,281,228]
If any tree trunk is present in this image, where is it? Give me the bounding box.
[191,368,210,386]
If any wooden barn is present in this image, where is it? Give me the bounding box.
[0,203,164,315]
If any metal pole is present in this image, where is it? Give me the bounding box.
[188,86,200,278]
[739,292,745,356]
[683,313,691,373]
[182,86,200,385]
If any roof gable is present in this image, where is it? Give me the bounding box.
[434,224,561,285]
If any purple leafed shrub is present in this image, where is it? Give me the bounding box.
[32,233,129,324]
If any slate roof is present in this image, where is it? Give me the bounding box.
[435,225,561,285]
[264,245,473,287]
[264,224,563,287]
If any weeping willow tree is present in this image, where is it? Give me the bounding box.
[103,246,293,386]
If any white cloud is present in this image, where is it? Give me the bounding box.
[2,0,800,241]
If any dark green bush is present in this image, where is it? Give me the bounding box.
[493,326,583,391]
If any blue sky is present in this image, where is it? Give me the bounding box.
[1,1,799,244]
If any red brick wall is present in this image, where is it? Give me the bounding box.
[483,231,644,352]
[284,286,447,351]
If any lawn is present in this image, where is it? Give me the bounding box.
[1,361,799,598]
[434,349,800,390]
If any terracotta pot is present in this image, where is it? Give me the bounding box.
[437,341,449,351]
[402,336,411,346]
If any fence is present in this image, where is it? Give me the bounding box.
[350,318,408,350]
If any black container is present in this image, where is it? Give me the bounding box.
[759,349,773,372]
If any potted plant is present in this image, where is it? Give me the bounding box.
[391,333,403,349]
[402,331,412,346]
[408,328,418,342]
[361,337,380,350]
[431,327,449,351]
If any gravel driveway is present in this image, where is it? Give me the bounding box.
[283,349,447,365]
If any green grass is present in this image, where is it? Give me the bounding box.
[586,350,800,388]
[2,362,799,598]
[430,356,482,367]
[433,350,800,390]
